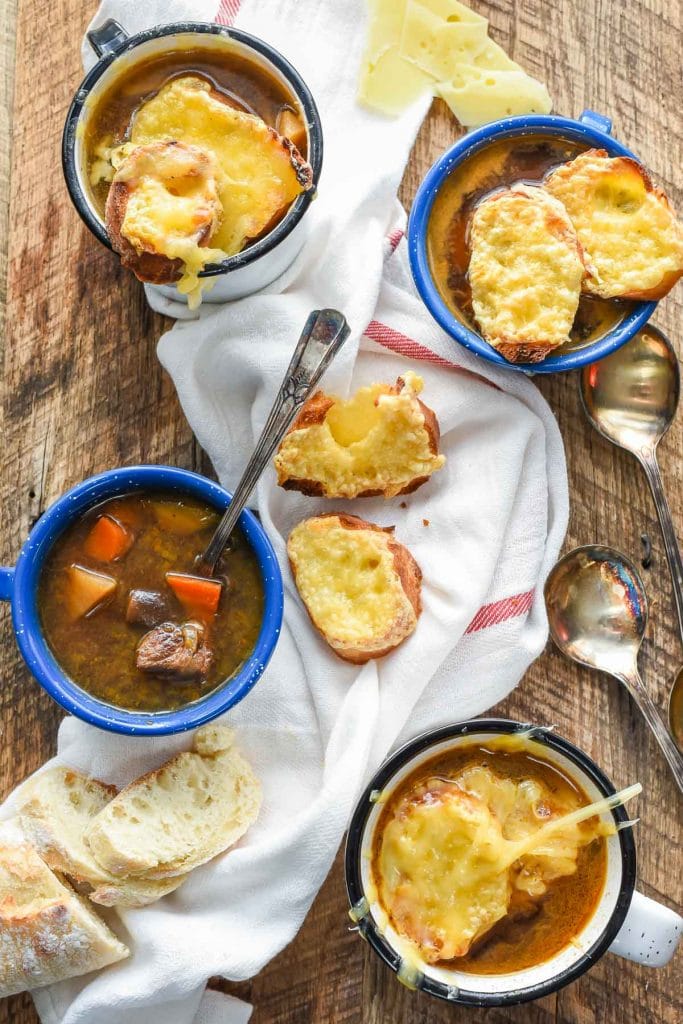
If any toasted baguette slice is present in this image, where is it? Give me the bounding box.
[468,184,586,363]
[106,140,225,288]
[18,767,186,908]
[288,514,422,663]
[85,726,261,880]
[546,149,683,299]
[274,372,446,498]
[0,826,128,997]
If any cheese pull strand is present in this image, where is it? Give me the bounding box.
[500,782,642,870]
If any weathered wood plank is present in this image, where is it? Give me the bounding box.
[1,0,681,1021]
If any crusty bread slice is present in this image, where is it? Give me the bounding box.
[0,826,128,997]
[468,184,586,363]
[274,371,446,498]
[84,726,261,880]
[546,149,683,299]
[18,767,186,908]
[288,514,422,663]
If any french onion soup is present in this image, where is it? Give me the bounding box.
[426,134,683,364]
[370,735,620,975]
[84,47,314,305]
[38,492,263,713]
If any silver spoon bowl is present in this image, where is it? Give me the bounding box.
[545,545,683,793]
[580,325,683,748]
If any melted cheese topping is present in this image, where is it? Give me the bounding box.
[375,767,623,964]
[275,372,445,498]
[546,151,683,298]
[288,517,417,652]
[108,76,307,304]
[468,185,585,352]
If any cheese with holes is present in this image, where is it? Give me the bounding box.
[437,66,551,125]
[400,1,490,80]
[358,0,552,123]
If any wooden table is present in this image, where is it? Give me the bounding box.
[1,1,681,1021]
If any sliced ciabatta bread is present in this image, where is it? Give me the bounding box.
[274,372,446,498]
[84,726,261,880]
[468,184,586,363]
[546,149,683,299]
[287,514,422,663]
[0,824,128,997]
[18,767,186,907]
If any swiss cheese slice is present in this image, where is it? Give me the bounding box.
[400,1,490,80]
[437,66,552,126]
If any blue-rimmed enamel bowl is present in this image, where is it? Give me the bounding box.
[0,466,284,735]
[408,110,658,374]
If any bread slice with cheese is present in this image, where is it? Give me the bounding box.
[288,514,422,663]
[0,826,128,997]
[545,149,683,299]
[84,726,261,880]
[18,767,186,907]
[274,372,446,498]
[468,184,586,363]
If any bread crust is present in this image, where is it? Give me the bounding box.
[468,184,587,364]
[276,375,444,498]
[288,513,422,663]
[104,83,313,286]
[545,149,683,300]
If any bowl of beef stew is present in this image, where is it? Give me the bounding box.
[0,465,283,734]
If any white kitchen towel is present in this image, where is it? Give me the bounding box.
[1,0,568,1022]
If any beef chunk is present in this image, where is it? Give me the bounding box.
[126,589,176,629]
[135,622,213,680]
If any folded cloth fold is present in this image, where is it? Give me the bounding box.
[1,0,567,1021]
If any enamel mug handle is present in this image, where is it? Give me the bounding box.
[609,890,682,967]
[0,567,14,602]
[87,19,129,59]
[579,109,613,135]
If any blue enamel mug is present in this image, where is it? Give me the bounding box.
[408,110,659,374]
[0,466,284,736]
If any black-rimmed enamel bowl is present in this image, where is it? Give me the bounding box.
[345,719,639,1006]
[62,21,323,304]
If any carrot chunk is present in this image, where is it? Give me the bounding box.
[66,564,117,620]
[84,515,134,563]
[166,572,222,621]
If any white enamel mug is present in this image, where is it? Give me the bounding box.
[62,21,323,305]
[345,720,682,1007]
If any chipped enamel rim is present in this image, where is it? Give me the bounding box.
[0,466,284,735]
[345,719,636,1006]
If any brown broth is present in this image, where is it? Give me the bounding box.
[84,47,305,217]
[371,739,608,976]
[38,492,264,713]
[426,134,635,352]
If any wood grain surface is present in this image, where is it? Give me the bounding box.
[1,1,681,1022]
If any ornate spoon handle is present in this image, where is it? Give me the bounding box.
[618,667,683,794]
[198,309,350,575]
[639,449,683,647]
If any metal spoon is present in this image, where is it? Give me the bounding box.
[580,325,683,748]
[544,545,683,793]
[197,309,350,576]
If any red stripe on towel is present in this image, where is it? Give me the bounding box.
[364,320,499,389]
[215,0,241,25]
[465,590,534,634]
[387,228,404,252]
